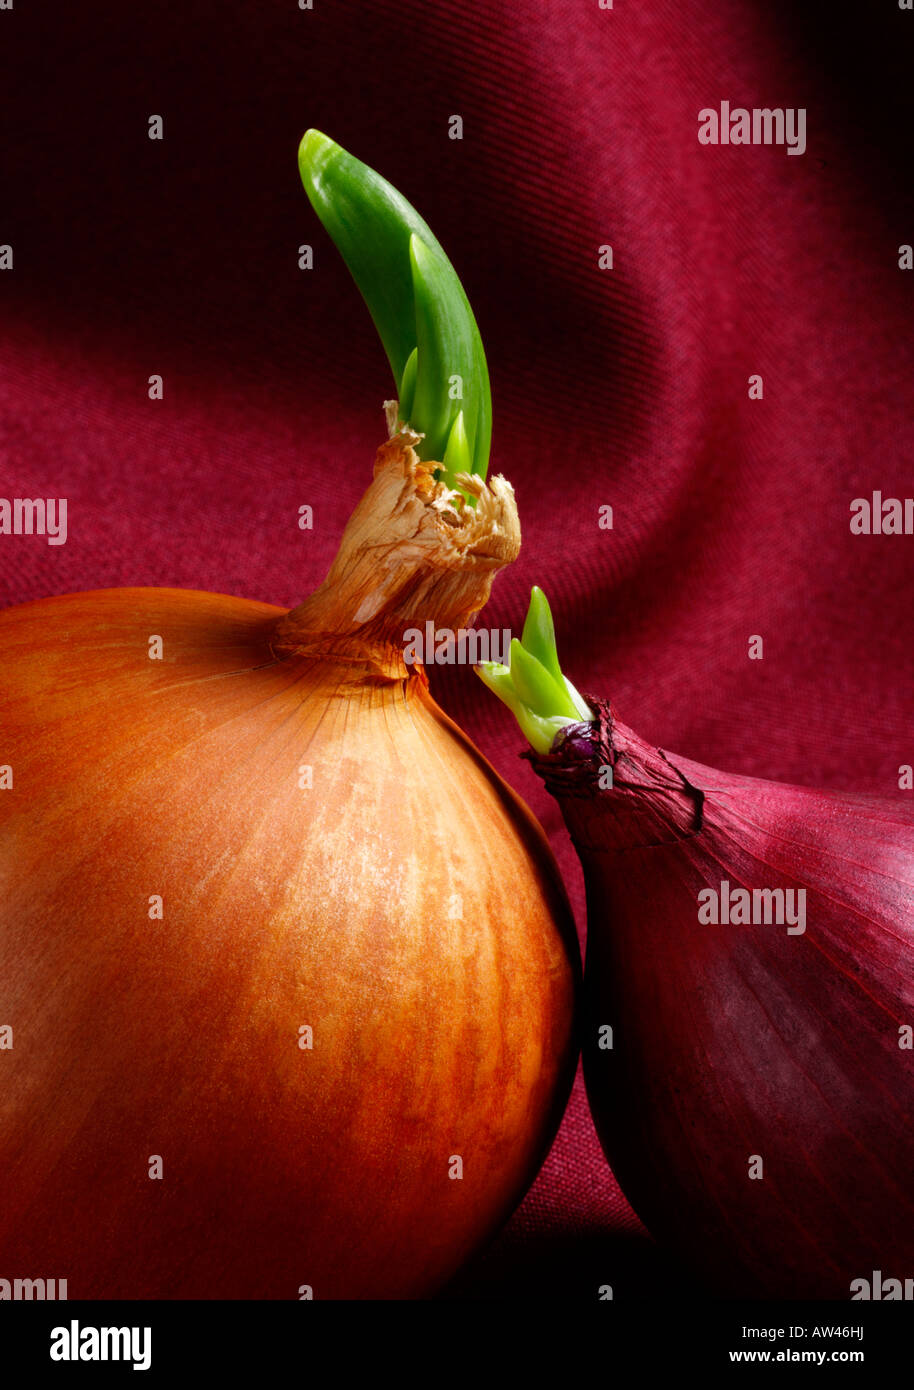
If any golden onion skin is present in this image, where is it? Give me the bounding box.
[0,583,578,1298]
[0,437,580,1298]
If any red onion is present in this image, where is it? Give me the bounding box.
[480,591,914,1298]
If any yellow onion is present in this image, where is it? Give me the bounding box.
[0,433,579,1298]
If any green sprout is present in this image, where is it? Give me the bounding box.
[476,587,593,753]
[299,130,491,488]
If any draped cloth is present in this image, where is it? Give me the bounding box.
[2,0,911,1297]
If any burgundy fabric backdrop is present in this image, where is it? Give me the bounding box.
[2,0,912,1297]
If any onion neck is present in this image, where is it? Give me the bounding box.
[271,426,521,682]
[524,697,706,852]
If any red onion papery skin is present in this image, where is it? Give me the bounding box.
[525,697,914,1299]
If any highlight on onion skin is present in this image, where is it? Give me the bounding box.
[0,140,581,1298]
[479,588,914,1299]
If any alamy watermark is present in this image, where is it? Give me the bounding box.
[698,880,806,934]
[0,1276,67,1299]
[403,622,511,667]
[0,497,68,545]
[850,1270,913,1299]
[850,492,914,534]
[50,1321,151,1371]
[698,102,806,156]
